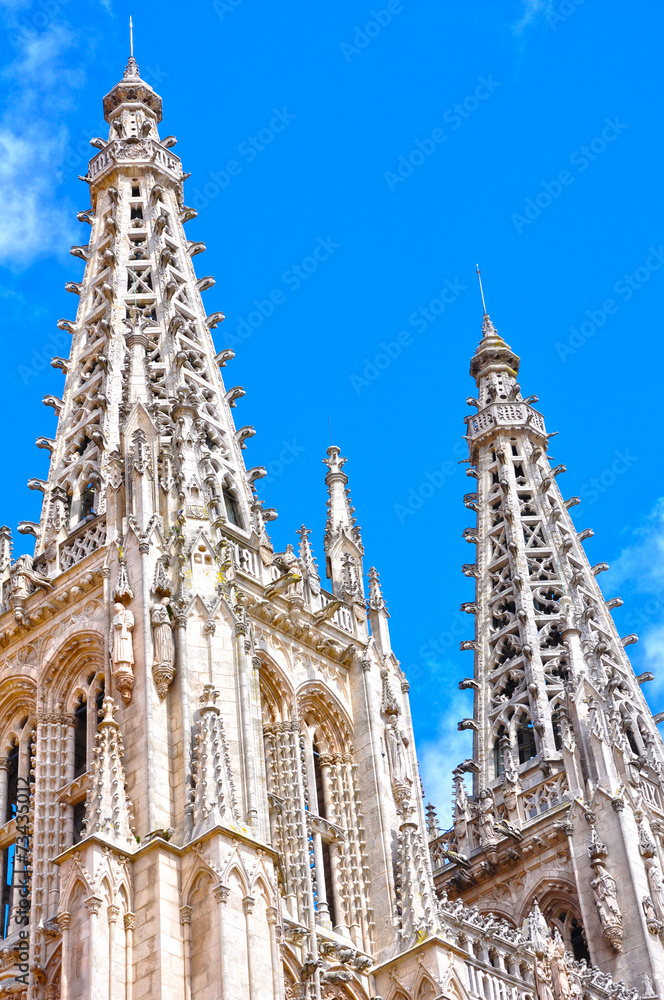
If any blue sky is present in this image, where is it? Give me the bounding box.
[0,0,663,826]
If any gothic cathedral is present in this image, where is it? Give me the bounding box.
[0,53,660,1000]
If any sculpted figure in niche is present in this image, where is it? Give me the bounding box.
[535,951,555,1000]
[646,857,664,921]
[550,930,574,1000]
[453,770,470,849]
[9,554,52,624]
[590,863,623,951]
[151,598,175,699]
[111,602,135,703]
[477,788,496,845]
[386,722,413,807]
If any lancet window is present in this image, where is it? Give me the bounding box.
[223,485,243,528]
[67,673,105,844]
[0,718,35,939]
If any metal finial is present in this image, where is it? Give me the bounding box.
[129,16,134,57]
[328,414,334,446]
[476,265,487,315]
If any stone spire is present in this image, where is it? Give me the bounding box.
[83,696,135,850]
[395,809,441,949]
[433,307,664,988]
[461,309,663,789]
[368,566,391,656]
[296,524,321,596]
[187,686,238,837]
[28,53,256,586]
[323,446,365,615]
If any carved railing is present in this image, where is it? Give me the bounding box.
[60,516,107,572]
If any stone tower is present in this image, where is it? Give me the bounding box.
[0,51,650,1000]
[429,311,664,992]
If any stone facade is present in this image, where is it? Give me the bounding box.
[429,314,664,995]
[0,52,654,1000]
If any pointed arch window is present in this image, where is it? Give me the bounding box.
[223,486,243,528]
[73,696,88,778]
[312,742,326,819]
[492,726,505,778]
[625,726,640,756]
[517,721,537,764]
[5,741,18,823]
[80,482,96,521]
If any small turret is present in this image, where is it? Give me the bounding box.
[323,446,364,608]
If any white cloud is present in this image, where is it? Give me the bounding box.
[513,0,555,35]
[0,21,84,269]
[604,497,664,709]
[417,688,473,830]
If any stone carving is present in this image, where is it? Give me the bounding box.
[477,788,496,846]
[590,864,623,952]
[645,857,664,923]
[84,695,135,849]
[550,930,574,1000]
[151,598,175,698]
[386,722,413,807]
[113,556,133,601]
[111,602,135,703]
[9,554,52,623]
[187,686,238,836]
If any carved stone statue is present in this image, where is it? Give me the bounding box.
[386,722,413,807]
[477,788,496,845]
[9,554,52,624]
[645,858,664,922]
[535,951,555,1000]
[151,598,175,699]
[111,602,135,703]
[453,770,469,849]
[590,862,623,952]
[550,930,573,1000]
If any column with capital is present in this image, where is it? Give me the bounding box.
[85,895,103,995]
[107,903,119,1000]
[214,884,230,1000]
[124,912,135,1000]
[180,905,192,1000]
[58,911,71,1000]
[266,904,284,1000]
[243,895,256,1000]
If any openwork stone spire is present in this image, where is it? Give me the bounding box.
[323,446,365,615]
[29,55,255,585]
[432,307,664,987]
[84,696,135,849]
[187,685,238,837]
[395,812,441,949]
[462,310,663,788]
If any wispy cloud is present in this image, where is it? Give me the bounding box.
[513,0,555,35]
[0,20,85,269]
[605,497,664,705]
[417,688,473,830]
